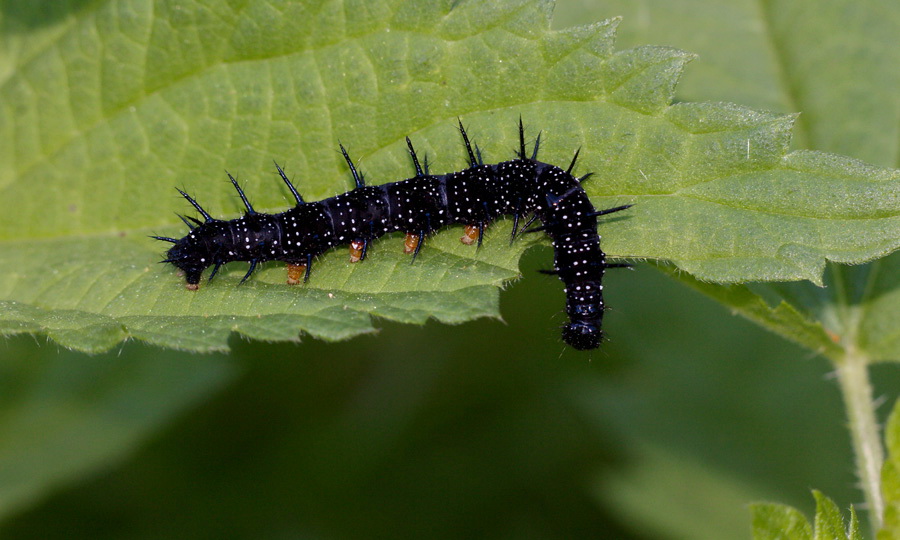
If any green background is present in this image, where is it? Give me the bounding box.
[2,0,899,538]
[6,259,884,539]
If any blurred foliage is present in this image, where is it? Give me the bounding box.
[1,255,883,539]
[2,0,900,539]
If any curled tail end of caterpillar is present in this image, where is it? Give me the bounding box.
[563,322,602,351]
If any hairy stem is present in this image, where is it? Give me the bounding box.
[836,348,884,532]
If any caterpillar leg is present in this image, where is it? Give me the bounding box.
[403,232,428,261]
[460,223,485,246]
[349,239,369,263]
[286,264,306,285]
[403,233,420,255]
[460,225,478,245]
[286,256,312,285]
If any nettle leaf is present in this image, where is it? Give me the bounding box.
[596,0,900,364]
[751,491,861,540]
[656,259,900,364]
[880,400,900,539]
[2,0,898,352]
[751,398,900,540]
[751,502,813,540]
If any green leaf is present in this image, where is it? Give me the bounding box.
[564,1,900,167]
[813,491,862,540]
[879,399,900,540]
[751,491,861,540]
[752,502,813,540]
[560,0,900,366]
[2,0,899,352]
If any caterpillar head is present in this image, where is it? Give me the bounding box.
[162,234,214,289]
[153,190,226,289]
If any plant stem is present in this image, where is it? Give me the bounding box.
[836,347,884,532]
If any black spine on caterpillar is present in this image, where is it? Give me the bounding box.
[154,119,631,350]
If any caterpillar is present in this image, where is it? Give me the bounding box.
[154,120,631,350]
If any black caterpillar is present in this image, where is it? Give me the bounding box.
[154,120,631,350]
